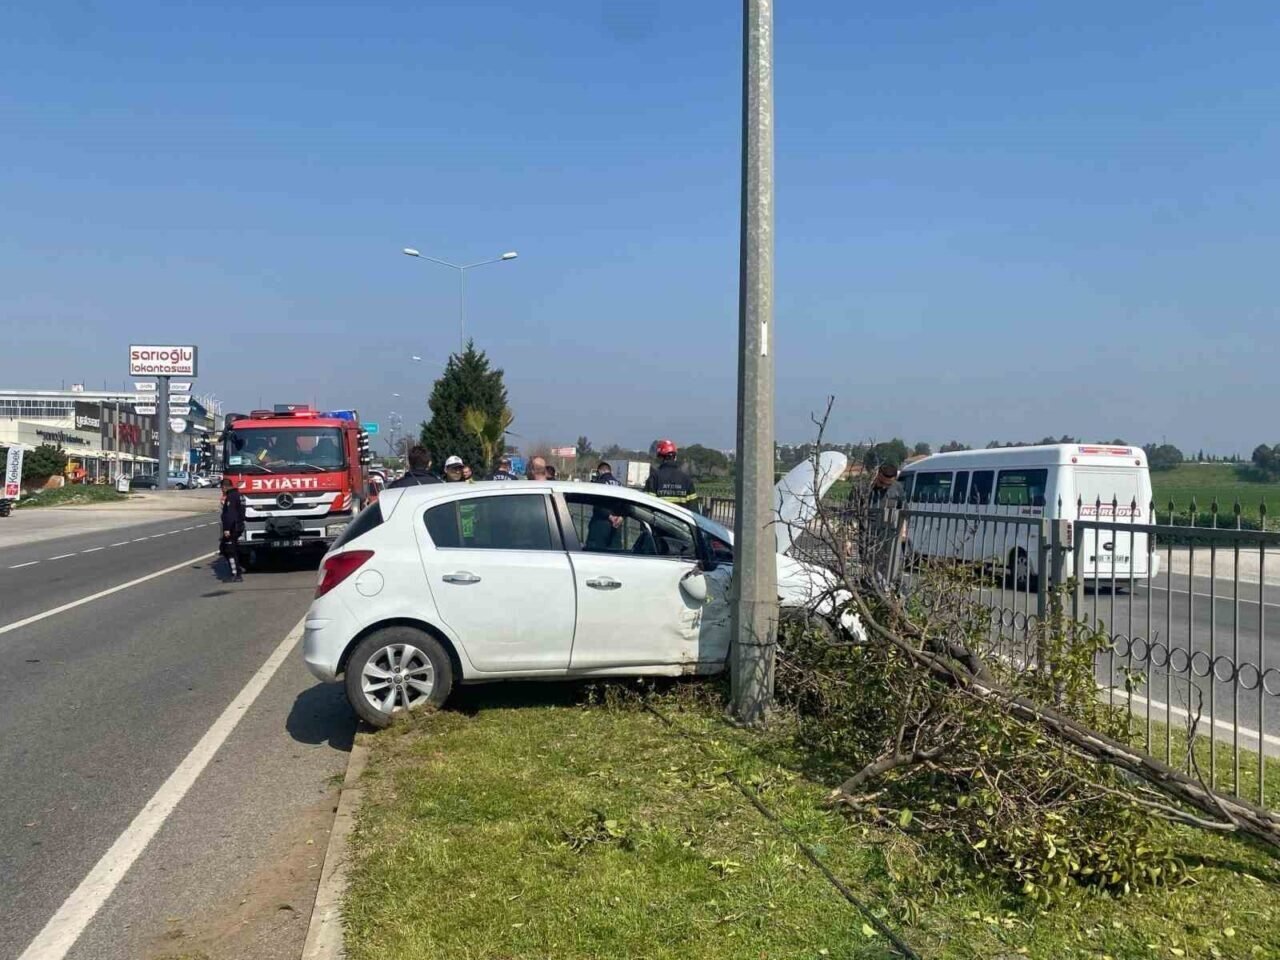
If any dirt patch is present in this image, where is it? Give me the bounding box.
[144,790,339,960]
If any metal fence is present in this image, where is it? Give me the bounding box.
[870,498,1279,806]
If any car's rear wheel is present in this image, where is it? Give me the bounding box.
[344,627,453,727]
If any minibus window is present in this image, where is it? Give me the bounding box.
[995,469,1048,507]
[951,471,970,504]
[912,471,952,503]
[970,470,994,505]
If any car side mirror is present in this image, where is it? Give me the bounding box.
[680,569,708,603]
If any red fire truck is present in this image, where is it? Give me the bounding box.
[221,407,372,562]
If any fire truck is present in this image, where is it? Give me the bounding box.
[221,407,372,561]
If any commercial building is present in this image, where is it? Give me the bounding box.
[0,388,218,481]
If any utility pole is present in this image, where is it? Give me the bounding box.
[156,376,170,489]
[730,0,777,724]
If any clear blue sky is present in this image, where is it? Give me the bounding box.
[3,1,1278,456]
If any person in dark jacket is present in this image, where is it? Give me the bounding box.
[219,477,247,582]
[644,439,699,514]
[593,461,621,486]
[387,446,442,488]
[586,461,624,550]
[489,455,519,481]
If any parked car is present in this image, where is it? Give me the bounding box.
[303,479,858,727]
[167,470,194,490]
[129,475,158,490]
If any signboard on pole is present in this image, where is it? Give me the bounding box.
[134,382,157,392]
[168,418,188,433]
[135,405,157,415]
[128,345,199,377]
[168,382,193,394]
[362,422,380,435]
[4,447,23,500]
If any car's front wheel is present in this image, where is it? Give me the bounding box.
[344,627,453,727]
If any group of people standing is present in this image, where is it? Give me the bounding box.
[386,439,699,515]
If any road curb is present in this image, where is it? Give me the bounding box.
[302,731,370,960]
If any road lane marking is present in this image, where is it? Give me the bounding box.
[8,561,39,569]
[16,616,306,960]
[132,538,148,543]
[0,552,216,638]
[47,554,76,561]
[1102,687,1280,749]
[81,547,104,554]
[167,529,181,534]
[182,526,194,531]
[110,542,130,548]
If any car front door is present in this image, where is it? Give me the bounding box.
[416,492,576,673]
[559,492,715,671]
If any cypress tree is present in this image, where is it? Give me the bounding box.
[420,341,510,472]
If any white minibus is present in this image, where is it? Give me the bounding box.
[896,444,1159,587]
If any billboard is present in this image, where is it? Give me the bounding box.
[73,401,103,432]
[128,345,198,377]
[4,447,23,500]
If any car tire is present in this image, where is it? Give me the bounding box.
[344,627,454,727]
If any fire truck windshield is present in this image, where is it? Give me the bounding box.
[224,426,346,474]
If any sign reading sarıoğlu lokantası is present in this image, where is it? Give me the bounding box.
[128,345,199,378]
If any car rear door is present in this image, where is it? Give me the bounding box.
[416,491,576,672]
[559,491,711,671]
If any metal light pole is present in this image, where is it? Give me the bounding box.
[401,248,518,352]
[730,0,776,725]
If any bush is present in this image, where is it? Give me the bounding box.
[23,444,67,483]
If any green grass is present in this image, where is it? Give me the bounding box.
[1151,464,1280,522]
[13,486,126,509]
[345,682,1280,960]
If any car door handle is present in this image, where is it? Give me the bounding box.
[586,577,622,590]
[442,571,482,585]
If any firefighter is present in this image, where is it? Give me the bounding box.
[644,439,699,513]
[219,477,247,582]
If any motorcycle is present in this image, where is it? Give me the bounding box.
[0,499,12,518]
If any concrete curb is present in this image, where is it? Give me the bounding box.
[302,732,370,960]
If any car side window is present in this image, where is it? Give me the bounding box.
[424,494,554,551]
[564,493,698,560]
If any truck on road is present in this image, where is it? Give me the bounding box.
[222,408,372,562]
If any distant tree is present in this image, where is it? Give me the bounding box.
[420,341,510,472]
[912,441,932,457]
[682,443,731,478]
[1252,444,1280,479]
[939,441,970,453]
[23,444,67,483]
[1059,434,1077,444]
[576,436,594,461]
[1144,443,1184,472]
[1108,438,1127,446]
[862,438,910,470]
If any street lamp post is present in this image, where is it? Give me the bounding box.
[401,248,518,352]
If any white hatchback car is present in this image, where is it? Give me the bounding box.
[304,481,847,726]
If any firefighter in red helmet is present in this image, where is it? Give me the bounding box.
[644,439,699,514]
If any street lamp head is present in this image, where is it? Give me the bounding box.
[500,251,518,261]
[402,248,420,257]
[410,356,422,362]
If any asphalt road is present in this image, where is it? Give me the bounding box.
[0,514,356,960]
[970,568,1280,756]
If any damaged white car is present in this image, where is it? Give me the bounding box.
[303,458,857,727]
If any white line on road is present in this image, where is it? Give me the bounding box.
[16,617,306,960]
[8,561,39,569]
[47,554,76,561]
[0,552,216,638]
[1103,687,1280,749]
[110,542,130,548]
[81,547,104,554]
[182,527,194,531]
[1145,584,1279,609]
[167,529,181,534]
[131,538,148,543]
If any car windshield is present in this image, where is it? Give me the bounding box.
[694,513,734,562]
[223,426,345,473]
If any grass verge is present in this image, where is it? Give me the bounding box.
[346,681,1280,960]
[14,486,127,508]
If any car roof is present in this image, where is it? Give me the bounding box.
[377,480,693,521]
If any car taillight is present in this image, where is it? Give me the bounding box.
[315,550,374,598]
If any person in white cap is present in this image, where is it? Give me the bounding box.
[443,455,466,482]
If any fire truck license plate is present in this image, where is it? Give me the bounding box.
[269,539,304,547]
